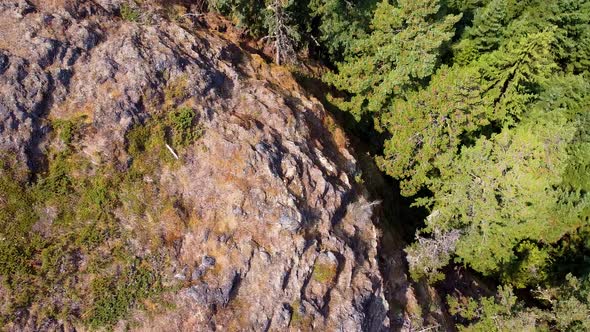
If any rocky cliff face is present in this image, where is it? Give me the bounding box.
[0,1,394,331]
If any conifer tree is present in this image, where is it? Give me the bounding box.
[453,0,510,65]
[325,0,461,122]
[479,30,557,125]
[308,0,377,58]
[263,0,301,64]
[548,0,590,73]
[208,0,266,34]
[417,114,584,281]
[449,274,590,331]
[377,65,492,196]
[408,81,590,284]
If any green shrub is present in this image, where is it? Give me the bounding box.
[311,262,337,283]
[164,74,189,105]
[168,107,195,130]
[53,119,75,144]
[35,151,73,200]
[167,107,205,147]
[168,107,195,146]
[85,259,163,329]
[52,116,88,147]
[120,3,140,22]
[0,104,196,327]
[126,124,152,159]
[0,145,169,328]
[0,173,37,277]
[125,120,174,179]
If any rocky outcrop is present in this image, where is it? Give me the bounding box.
[0,1,392,331]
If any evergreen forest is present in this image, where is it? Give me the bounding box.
[211,0,590,329]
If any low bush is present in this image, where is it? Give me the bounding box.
[0,119,174,328]
[120,3,140,22]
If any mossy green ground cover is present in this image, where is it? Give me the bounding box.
[0,111,202,329]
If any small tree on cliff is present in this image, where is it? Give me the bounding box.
[263,0,301,64]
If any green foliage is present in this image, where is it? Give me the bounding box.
[85,259,163,329]
[448,285,542,331]
[446,0,490,12]
[127,106,204,164]
[325,0,461,122]
[126,117,175,176]
[478,29,558,125]
[451,0,535,65]
[120,3,140,22]
[0,115,178,328]
[311,263,337,283]
[0,170,37,277]
[377,65,492,196]
[548,0,590,73]
[263,0,302,64]
[318,0,589,292]
[210,0,306,63]
[404,71,590,286]
[308,0,377,58]
[501,241,552,288]
[548,274,590,331]
[36,151,73,199]
[52,119,76,145]
[208,0,266,34]
[127,121,159,159]
[416,112,586,281]
[168,107,203,147]
[206,0,381,63]
[168,107,195,134]
[164,74,189,105]
[449,274,590,331]
[312,0,590,327]
[289,301,305,327]
[452,0,510,64]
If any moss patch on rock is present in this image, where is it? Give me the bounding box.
[0,114,197,329]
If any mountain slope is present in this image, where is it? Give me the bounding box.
[0,1,396,330]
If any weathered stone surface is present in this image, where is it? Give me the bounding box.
[0,1,391,331]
